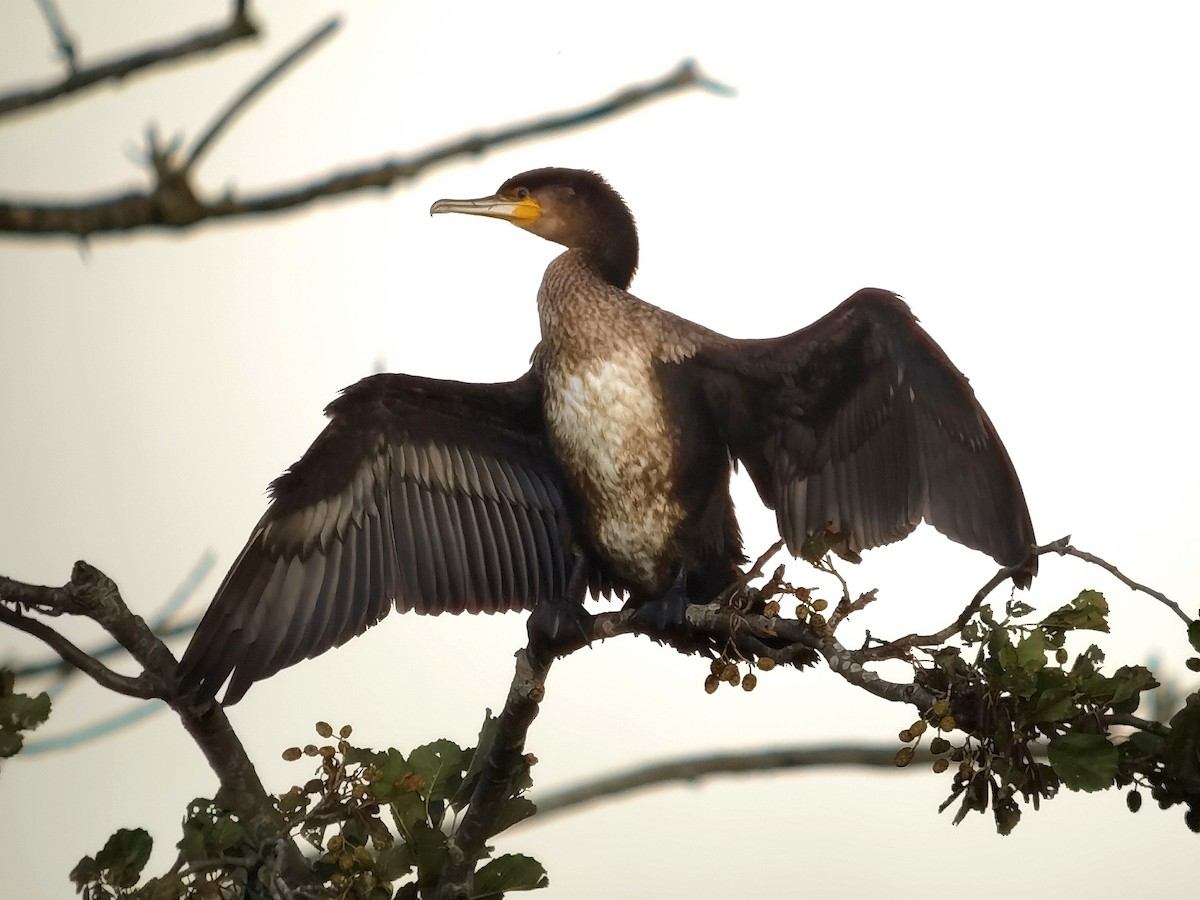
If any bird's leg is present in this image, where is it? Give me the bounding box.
[630,567,691,632]
[527,551,594,655]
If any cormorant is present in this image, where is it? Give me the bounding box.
[177,167,1036,705]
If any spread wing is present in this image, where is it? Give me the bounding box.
[696,288,1036,581]
[177,370,578,704]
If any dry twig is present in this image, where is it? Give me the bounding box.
[0,3,258,119]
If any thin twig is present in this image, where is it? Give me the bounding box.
[1100,712,1171,736]
[0,7,258,119]
[35,0,78,75]
[0,602,160,698]
[11,549,215,680]
[1055,542,1193,625]
[185,16,341,170]
[715,539,785,604]
[852,537,1070,663]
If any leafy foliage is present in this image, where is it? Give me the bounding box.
[69,716,546,899]
[891,589,1199,834]
[0,667,51,762]
[70,828,153,898]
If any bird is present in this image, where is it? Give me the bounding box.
[176,167,1036,705]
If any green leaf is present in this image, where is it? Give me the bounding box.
[491,797,538,836]
[993,798,1021,836]
[407,821,448,886]
[1023,669,1075,725]
[1047,733,1118,791]
[369,748,417,802]
[455,711,500,809]
[0,685,51,759]
[1127,730,1167,759]
[1006,599,1035,619]
[0,688,51,729]
[0,728,23,758]
[473,853,549,897]
[391,789,428,836]
[374,842,415,882]
[987,626,1016,674]
[1015,629,1047,673]
[1042,590,1110,633]
[409,739,465,805]
[1108,665,1159,714]
[1165,694,1200,794]
[93,827,153,888]
[1187,620,1200,654]
[209,816,245,853]
[68,855,101,890]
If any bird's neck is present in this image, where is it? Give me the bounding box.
[575,222,637,290]
[534,251,699,372]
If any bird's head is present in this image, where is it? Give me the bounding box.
[431,167,638,289]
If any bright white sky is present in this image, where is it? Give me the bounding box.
[2,1,1198,896]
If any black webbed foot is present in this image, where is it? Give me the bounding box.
[526,551,594,656]
[630,568,691,632]
[527,599,594,653]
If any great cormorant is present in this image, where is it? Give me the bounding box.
[177,167,1036,704]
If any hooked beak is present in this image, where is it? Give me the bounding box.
[430,193,542,224]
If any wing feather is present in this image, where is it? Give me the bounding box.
[697,288,1035,580]
[177,370,583,704]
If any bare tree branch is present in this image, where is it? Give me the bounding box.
[35,0,79,76]
[1053,541,1194,624]
[0,600,159,699]
[0,4,259,119]
[10,548,214,681]
[185,15,341,170]
[0,59,725,238]
[850,541,1070,663]
[438,649,552,899]
[0,561,295,864]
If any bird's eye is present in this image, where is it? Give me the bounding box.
[514,187,530,200]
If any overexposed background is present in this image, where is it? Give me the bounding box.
[2,1,1198,896]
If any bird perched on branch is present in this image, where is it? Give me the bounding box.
[177,167,1036,704]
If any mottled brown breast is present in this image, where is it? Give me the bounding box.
[535,252,699,593]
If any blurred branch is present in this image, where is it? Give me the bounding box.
[524,743,1049,823]
[0,2,258,119]
[35,0,79,75]
[25,702,164,754]
[0,58,725,238]
[185,15,340,170]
